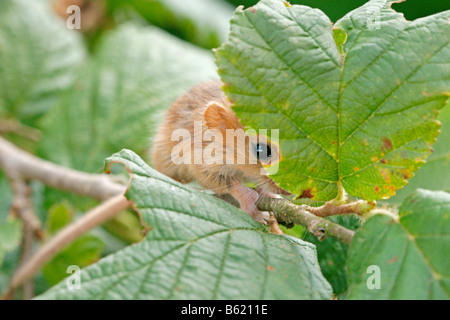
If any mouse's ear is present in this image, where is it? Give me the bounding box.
[203,101,241,131]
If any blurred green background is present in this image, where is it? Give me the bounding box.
[102,0,450,50]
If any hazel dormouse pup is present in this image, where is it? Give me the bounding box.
[152,80,289,224]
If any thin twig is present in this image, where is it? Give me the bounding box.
[257,196,356,245]
[2,151,44,299]
[9,177,38,299]
[9,176,43,239]
[0,119,41,142]
[306,200,376,218]
[3,195,131,299]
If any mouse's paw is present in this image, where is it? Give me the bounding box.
[241,203,267,224]
[229,181,272,225]
[251,210,283,235]
[251,210,270,225]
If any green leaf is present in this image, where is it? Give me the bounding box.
[102,211,145,244]
[0,0,85,121]
[346,189,450,299]
[36,150,332,300]
[387,102,450,204]
[332,27,347,55]
[108,0,234,49]
[215,0,449,201]
[0,218,22,267]
[39,24,218,172]
[46,202,74,234]
[42,235,104,286]
[41,202,105,286]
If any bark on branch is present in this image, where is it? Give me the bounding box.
[0,136,124,200]
[257,197,356,245]
[0,119,41,141]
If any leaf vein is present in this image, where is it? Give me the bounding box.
[340,40,449,147]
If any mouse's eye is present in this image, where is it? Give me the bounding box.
[255,143,272,162]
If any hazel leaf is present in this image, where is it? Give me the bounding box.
[215,0,449,201]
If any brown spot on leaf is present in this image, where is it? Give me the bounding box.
[374,186,381,193]
[387,257,398,264]
[267,265,275,271]
[380,169,391,183]
[401,169,412,179]
[371,155,378,162]
[299,189,314,199]
[389,185,396,195]
[381,137,393,153]
[380,158,387,164]
[382,185,396,197]
[354,167,359,171]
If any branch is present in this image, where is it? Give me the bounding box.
[3,194,131,299]
[8,177,39,299]
[2,148,43,299]
[0,119,41,141]
[0,136,124,200]
[306,200,376,218]
[8,174,43,240]
[257,196,356,245]
[216,193,357,245]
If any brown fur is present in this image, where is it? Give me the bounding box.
[152,80,289,223]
